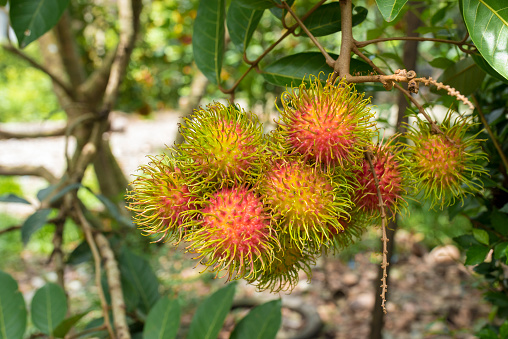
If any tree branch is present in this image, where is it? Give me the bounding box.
[0,165,58,184]
[2,44,76,100]
[334,0,354,79]
[356,36,476,50]
[0,225,22,236]
[0,125,66,140]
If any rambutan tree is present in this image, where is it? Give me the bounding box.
[1,0,507,338]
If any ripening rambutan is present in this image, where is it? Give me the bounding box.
[127,154,197,243]
[257,157,353,251]
[401,112,488,209]
[178,102,266,189]
[185,186,278,281]
[352,142,406,217]
[274,74,374,167]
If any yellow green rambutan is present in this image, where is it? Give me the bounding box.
[274,75,375,168]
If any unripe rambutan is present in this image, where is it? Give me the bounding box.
[258,157,353,251]
[352,142,406,217]
[401,112,488,209]
[127,154,197,243]
[178,103,266,189]
[185,186,278,281]
[274,74,374,167]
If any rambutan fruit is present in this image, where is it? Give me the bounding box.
[257,157,353,251]
[274,74,374,167]
[352,142,406,217]
[185,186,278,281]
[127,154,197,243]
[178,102,266,189]
[401,112,488,209]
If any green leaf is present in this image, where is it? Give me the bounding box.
[462,0,508,81]
[500,320,508,338]
[66,241,92,265]
[21,208,52,245]
[436,57,486,96]
[9,0,71,48]
[143,297,180,339]
[227,2,264,52]
[465,244,490,265]
[473,228,490,245]
[53,312,88,338]
[375,0,409,22]
[269,0,294,19]
[193,0,226,84]
[302,4,367,38]
[0,194,30,204]
[494,242,508,260]
[500,203,508,213]
[94,193,133,227]
[230,299,281,339]
[0,0,7,7]
[262,52,371,87]
[0,271,27,339]
[491,209,508,234]
[118,249,159,314]
[188,282,236,339]
[235,0,275,10]
[472,53,508,83]
[49,183,82,204]
[31,283,67,335]
[429,57,455,69]
[37,185,56,201]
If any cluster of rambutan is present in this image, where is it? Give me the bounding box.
[127,75,487,292]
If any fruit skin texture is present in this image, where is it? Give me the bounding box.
[275,75,374,168]
[127,154,197,243]
[402,113,488,209]
[185,186,277,281]
[352,142,405,217]
[258,157,352,251]
[178,102,265,189]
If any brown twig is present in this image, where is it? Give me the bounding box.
[0,125,66,139]
[356,36,476,50]
[94,232,131,339]
[0,225,22,236]
[0,165,58,184]
[334,0,354,79]
[365,149,389,314]
[74,201,115,339]
[472,94,508,175]
[2,44,75,100]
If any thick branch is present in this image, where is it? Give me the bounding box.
[0,126,66,139]
[80,48,117,101]
[2,44,75,99]
[334,0,354,79]
[0,165,58,184]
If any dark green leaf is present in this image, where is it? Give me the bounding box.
[31,283,67,335]
[500,203,508,213]
[472,53,508,84]
[262,52,371,87]
[436,57,486,96]
[431,4,449,26]
[230,299,281,339]
[0,270,27,339]
[478,327,499,339]
[485,291,508,308]
[66,240,92,265]
[301,4,368,38]
[494,242,508,260]
[429,57,455,69]
[193,0,226,84]
[491,209,508,234]
[49,183,82,204]
[37,185,56,201]
[269,0,294,19]
[473,228,490,246]
[235,0,275,10]
[188,282,236,339]
[465,245,490,265]
[0,194,30,204]
[21,209,52,245]
[227,2,264,52]
[375,0,409,22]
[94,193,133,227]
[102,272,140,313]
[9,0,71,48]
[462,0,508,81]
[0,0,7,7]
[119,249,159,314]
[53,312,88,338]
[143,297,180,339]
[500,320,508,338]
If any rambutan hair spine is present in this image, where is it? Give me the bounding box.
[399,111,488,209]
[183,185,280,282]
[176,102,268,193]
[273,74,376,169]
[126,153,198,244]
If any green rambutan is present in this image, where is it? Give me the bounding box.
[178,102,266,189]
[274,75,374,167]
[352,142,406,217]
[401,112,488,209]
[185,186,278,281]
[257,157,353,251]
[127,154,197,243]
